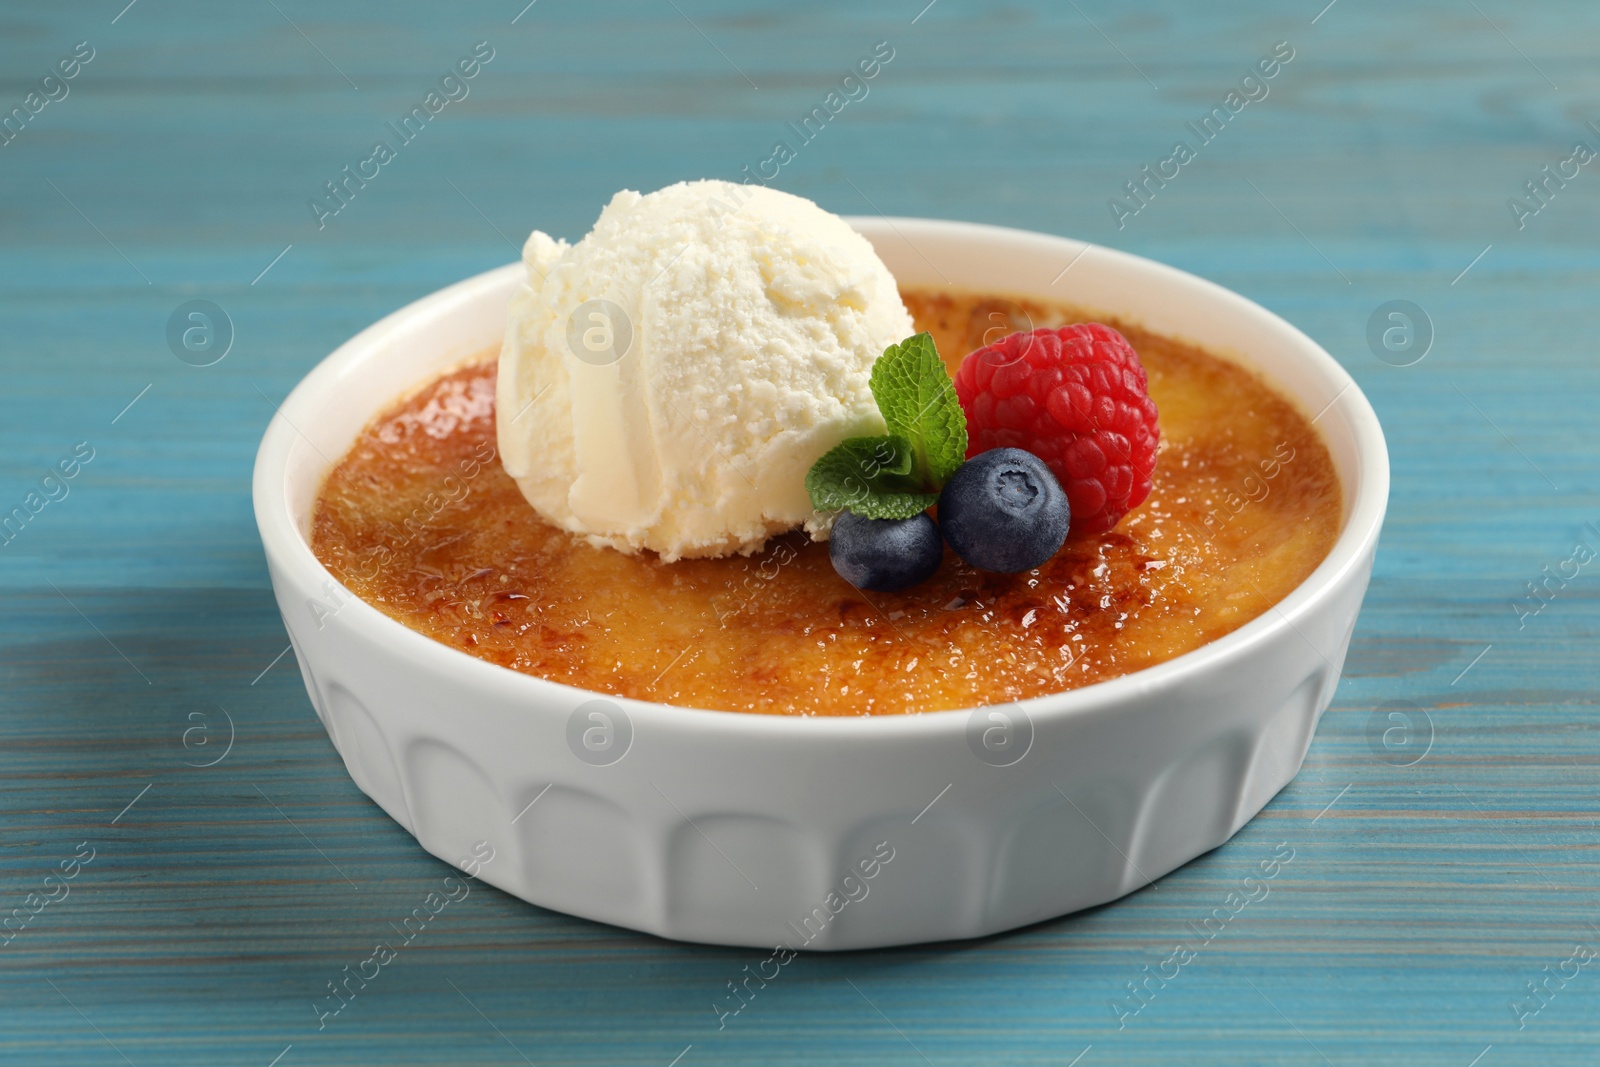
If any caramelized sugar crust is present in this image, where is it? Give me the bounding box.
[310,290,1342,715]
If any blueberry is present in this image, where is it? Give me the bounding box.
[938,448,1070,573]
[828,510,944,592]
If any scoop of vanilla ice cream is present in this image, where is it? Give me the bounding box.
[496,180,914,561]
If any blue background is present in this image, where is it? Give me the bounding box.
[3,0,1598,1063]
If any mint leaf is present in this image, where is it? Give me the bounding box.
[805,435,939,520]
[869,332,968,489]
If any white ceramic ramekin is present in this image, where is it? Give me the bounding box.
[253,219,1387,950]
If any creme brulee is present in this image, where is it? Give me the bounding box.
[309,290,1341,715]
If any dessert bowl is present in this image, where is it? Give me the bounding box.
[253,218,1388,950]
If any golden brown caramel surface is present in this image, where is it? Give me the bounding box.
[310,289,1341,715]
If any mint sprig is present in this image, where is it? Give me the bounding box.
[806,333,968,520]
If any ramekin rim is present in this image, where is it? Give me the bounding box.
[251,216,1388,738]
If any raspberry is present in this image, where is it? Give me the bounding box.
[953,324,1159,536]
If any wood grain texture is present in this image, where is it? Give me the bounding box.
[3,0,1599,1063]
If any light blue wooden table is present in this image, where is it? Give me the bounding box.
[3,1,1598,1063]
